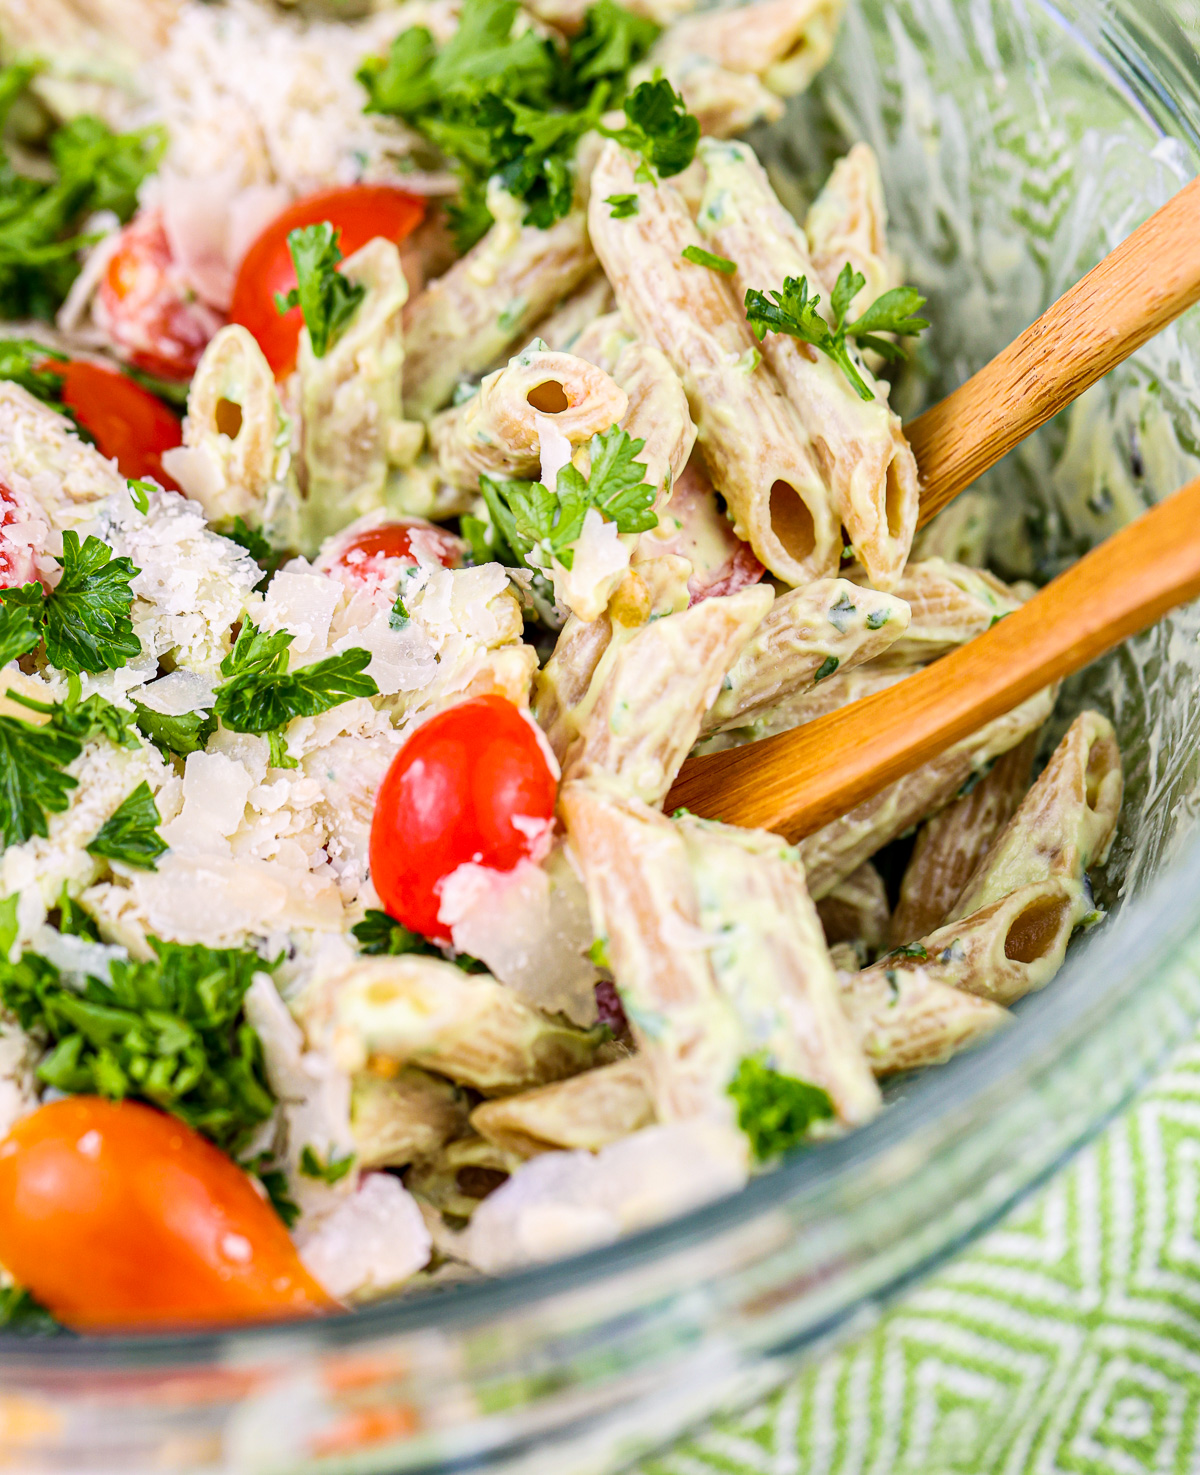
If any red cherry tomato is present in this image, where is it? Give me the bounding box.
[57,360,183,489]
[230,185,426,379]
[0,480,40,589]
[99,210,223,382]
[370,695,558,941]
[0,1097,336,1331]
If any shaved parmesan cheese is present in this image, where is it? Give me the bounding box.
[296,1173,431,1300]
[552,508,631,622]
[134,669,216,717]
[262,567,344,659]
[536,411,574,492]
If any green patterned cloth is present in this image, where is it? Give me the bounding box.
[647,1029,1200,1474]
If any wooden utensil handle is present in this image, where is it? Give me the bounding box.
[666,473,1200,838]
[908,174,1200,528]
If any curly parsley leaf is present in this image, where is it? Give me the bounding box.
[479,424,656,572]
[0,1285,62,1336]
[0,584,43,666]
[299,1144,356,1185]
[744,262,929,402]
[728,1054,834,1162]
[0,63,164,320]
[253,1164,301,1228]
[0,713,80,846]
[601,76,699,182]
[359,0,662,249]
[274,223,366,359]
[133,701,216,760]
[605,193,638,219]
[0,337,67,405]
[213,619,378,736]
[682,244,735,274]
[41,531,140,674]
[55,884,100,942]
[86,780,167,871]
[351,907,486,971]
[0,941,277,1154]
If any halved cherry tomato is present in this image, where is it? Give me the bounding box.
[369,695,558,941]
[0,480,39,589]
[230,185,426,379]
[99,210,224,382]
[57,360,183,489]
[0,1097,335,1331]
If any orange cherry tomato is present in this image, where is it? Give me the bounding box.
[0,1097,335,1331]
[369,695,558,942]
[229,185,426,379]
[98,210,224,382]
[57,360,183,490]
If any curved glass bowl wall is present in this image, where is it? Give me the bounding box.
[5,2,1200,1471]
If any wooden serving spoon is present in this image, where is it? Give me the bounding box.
[665,174,1200,836]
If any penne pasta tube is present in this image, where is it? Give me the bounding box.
[300,955,602,1096]
[910,488,994,567]
[880,877,1092,1008]
[298,237,417,547]
[351,1067,472,1170]
[561,779,747,1125]
[798,683,1059,899]
[889,735,1038,946]
[562,582,774,806]
[429,346,628,490]
[865,558,1024,668]
[166,324,297,543]
[676,814,881,1126]
[470,1058,656,1156]
[403,200,596,420]
[648,0,846,99]
[699,577,909,736]
[588,140,839,585]
[665,58,785,138]
[533,556,693,762]
[524,272,617,354]
[610,338,697,506]
[839,957,1010,1074]
[816,860,890,951]
[696,138,920,589]
[405,1136,529,1222]
[806,143,903,312]
[947,711,1124,921]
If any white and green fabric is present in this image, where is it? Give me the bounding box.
[646,1034,1200,1475]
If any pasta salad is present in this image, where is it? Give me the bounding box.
[0,0,1121,1331]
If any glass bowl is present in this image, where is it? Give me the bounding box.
[6,1,1200,1470]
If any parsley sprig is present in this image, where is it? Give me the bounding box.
[359,0,675,249]
[479,424,657,573]
[728,1054,834,1161]
[744,263,929,402]
[0,531,141,675]
[0,682,141,846]
[274,223,366,359]
[212,618,378,762]
[86,780,167,871]
[0,941,277,1154]
[0,62,165,320]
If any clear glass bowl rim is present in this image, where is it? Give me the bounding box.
[3,0,1200,1376]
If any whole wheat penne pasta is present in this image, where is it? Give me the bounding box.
[806,143,903,312]
[588,141,839,585]
[534,556,693,762]
[947,711,1123,921]
[696,140,919,590]
[798,682,1059,899]
[351,1067,472,1170]
[298,238,417,548]
[676,814,881,1126]
[429,346,628,490]
[883,877,1091,1008]
[648,0,846,98]
[816,861,889,951]
[910,488,994,566]
[403,201,596,420]
[300,955,601,1095]
[561,779,746,1125]
[839,958,1009,1074]
[889,734,1038,946]
[471,1058,656,1155]
[665,58,786,138]
[563,582,775,806]
[166,323,297,543]
[700,577,909,736]
[865,558,1024,668]
[525,272,617,354]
